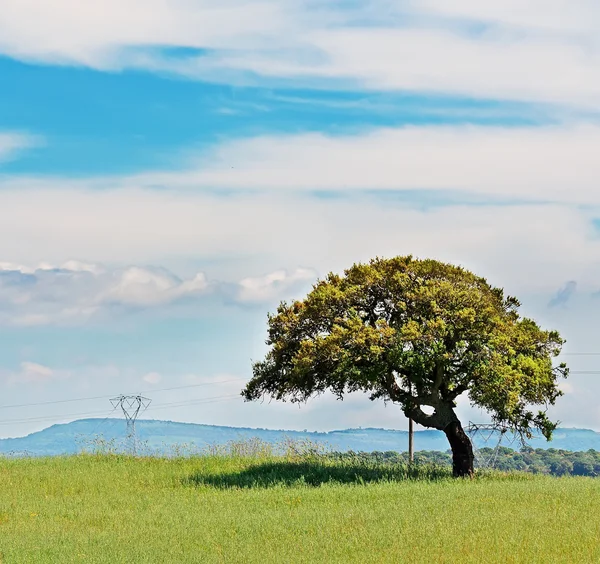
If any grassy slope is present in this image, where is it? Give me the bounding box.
[0,456,599,563]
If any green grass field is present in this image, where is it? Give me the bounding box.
[1,454,599,563]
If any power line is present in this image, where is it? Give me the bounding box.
[143,394,240,412]
[0,376,249,410]
[0,393,242,426]
[0,393,112,411]
[3,366,598,414]
[0,395,240,426]
[4,360,599,413]
[1,359,598,429]
[137,378,249,396]
[87,404,120,436]
[0,407,123,426]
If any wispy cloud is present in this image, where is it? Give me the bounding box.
[0,261,315,326]
[0,261,211,326]
[191,26,600,107]
[0,132,40,163]
[1,181,599,303]
[414,0,599,33]
[548,280,577,308]
[0,361,70,384]
[0,0,294,67]
[236,268,316,303]
[152,124,600,204]
[142,371,162,385]
[1,121,599,302]
[4,124,600,202]
[1,2,600,107]
[4,1,600,435]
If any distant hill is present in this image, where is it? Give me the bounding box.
[2,420,600,456]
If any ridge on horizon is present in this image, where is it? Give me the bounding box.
[17,418,600,437]
[2,419,599,457]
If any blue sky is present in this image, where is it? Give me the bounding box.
[2,0,600,438]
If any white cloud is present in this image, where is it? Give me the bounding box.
[305,28,600,107]
[158,124,600,204]
[0,262,211,325]
[1,361,71,384]
[19,361,55,382]
[0,261,319,325]
[0,0,295,67]
[100,267,208,307]
[237,268,316,303]
[1,2,600,107]
[1,183,600,297]
[190,24,600,107]
[413,0,600,33]
[5,123,600,201]
[2,125,600,320]
[0,132,39,163]
[548,281,578,308]
[142,372,162,385]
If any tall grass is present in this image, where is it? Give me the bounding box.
[76,433,332,459]
[1,444,599,563]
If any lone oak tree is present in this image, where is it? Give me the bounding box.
[242,256,568,477]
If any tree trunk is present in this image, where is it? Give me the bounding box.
[404,403,474,477]
[443,420,474,477]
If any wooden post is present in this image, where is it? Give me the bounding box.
[408,417,414,464]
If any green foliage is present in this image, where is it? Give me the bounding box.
[331,448,600,477]
[244,256,567,439]
[1,455,600,563]
[69,435,600,478]
[189,454,450,489]
[492,447,600,476]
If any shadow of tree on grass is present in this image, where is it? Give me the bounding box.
[186,459,451,489]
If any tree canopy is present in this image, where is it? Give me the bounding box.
[242,256,569,476]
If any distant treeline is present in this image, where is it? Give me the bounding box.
[329,447,600,477]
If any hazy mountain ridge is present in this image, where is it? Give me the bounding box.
[2,420,600,456]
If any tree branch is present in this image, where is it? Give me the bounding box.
[403,402,458,430]
[446,381,470,401]
[430,361,445,403]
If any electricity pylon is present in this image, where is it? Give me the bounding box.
[465,422,519,469]
[110,395,151,455]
